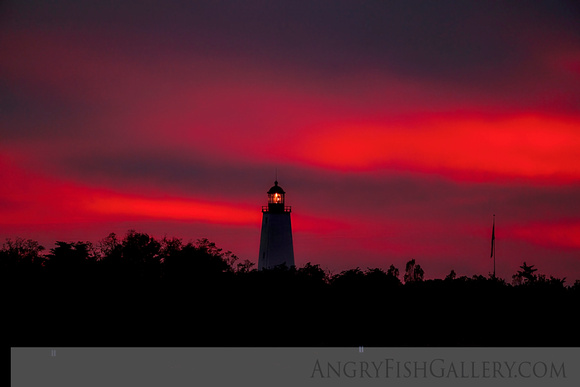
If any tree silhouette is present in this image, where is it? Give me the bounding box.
[97,232,122,261]
[158,236,182,263]
[404,259,424,283]
[236,259,255,273]
[331,267,365,288]
[3,231,580,346]
[0,237,45,271]
[445,269,456,281]
[364,267,389,290]
[387,264,399,280]
[45,241,95,273]
[161,237,233,290]
[121,230,161,281]
[296,262,327,285]
[512,261,538,285]
[192,238,233,274]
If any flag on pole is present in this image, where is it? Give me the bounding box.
[490,217,495,258]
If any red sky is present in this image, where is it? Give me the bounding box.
[1,1,580,281]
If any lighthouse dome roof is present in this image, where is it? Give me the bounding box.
[267,181,285,194]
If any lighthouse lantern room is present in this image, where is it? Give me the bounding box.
[258,180,295,270]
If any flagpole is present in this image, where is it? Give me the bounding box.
[492,214,496,278]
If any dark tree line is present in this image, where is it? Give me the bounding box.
[3,231,579,347]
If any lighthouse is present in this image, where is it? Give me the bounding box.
[258,180,295,270]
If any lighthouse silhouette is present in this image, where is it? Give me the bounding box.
[258,180,295,270]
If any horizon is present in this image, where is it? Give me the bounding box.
[2,225,575,284]
[1,1,580,282]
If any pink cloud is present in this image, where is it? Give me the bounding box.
[284,113,580,182]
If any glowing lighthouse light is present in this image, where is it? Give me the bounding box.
[258,180,295,270]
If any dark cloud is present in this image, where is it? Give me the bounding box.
[289,169,580,225]
[0,79,102,140]
[4,1,579,87]
[57,149,273,199]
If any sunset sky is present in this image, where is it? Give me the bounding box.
[2,1,580,281]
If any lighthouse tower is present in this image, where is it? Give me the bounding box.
[258,180,295,270]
